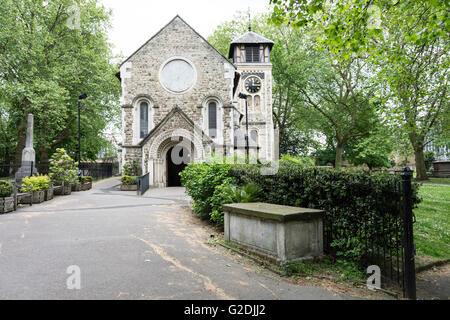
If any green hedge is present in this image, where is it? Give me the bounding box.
[180,163,234,222]
[181,162,422,262]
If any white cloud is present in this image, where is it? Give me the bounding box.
[100,0,271,58]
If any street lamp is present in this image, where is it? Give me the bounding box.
[238,92,249,163]
[78,93,87,181]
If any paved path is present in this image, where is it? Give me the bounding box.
[0,178,353,300]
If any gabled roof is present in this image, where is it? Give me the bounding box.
[228,31,275,58]
[119,15,234,69]
[139,106,213,147]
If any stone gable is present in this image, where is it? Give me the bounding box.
[120,16,236,146]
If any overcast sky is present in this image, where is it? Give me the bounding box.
[100,0,271,58]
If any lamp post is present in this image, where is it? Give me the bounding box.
[238,92,249,163]
[78,93,87,181]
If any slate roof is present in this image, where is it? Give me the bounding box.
[228,31,275,58]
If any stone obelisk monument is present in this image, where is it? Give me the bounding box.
[15,114,38,185]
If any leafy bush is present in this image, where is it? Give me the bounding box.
[121,175,137,185]
[280,154,315,167]
[20,175,51,192]
[0,180,13,197]
[49,148,78,185]
[180,163,232,221]
[424,151,435,171]
[123,161,141,177]
[221,182,262,203]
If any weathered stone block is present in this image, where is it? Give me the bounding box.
[223,202,324,264]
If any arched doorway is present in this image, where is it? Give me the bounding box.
[166,145,191,187]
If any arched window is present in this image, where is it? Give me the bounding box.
[250,130,258,147]
[254,95,260,109]
[208,101,217,138]
[140,101,149,138]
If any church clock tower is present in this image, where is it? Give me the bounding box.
[229,28,275,161]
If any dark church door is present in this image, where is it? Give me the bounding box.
[166,146,190,187]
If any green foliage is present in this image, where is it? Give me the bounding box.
[123,161,141,177]
[221,182,262,204]
[49,148,78,185]
[121,175,137,185]
[20,175,50,192]
[0,0,121,163]
[280,154,314,167]
[0,180,13,197]
[180,163,233,221]
[424,151,435,172]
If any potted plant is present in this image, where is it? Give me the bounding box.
[20,175,49,204]
[120,175,138,191]
[0,180,14,214]
[81,176,93,191]
[49,148,78,195]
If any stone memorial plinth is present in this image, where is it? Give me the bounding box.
[15,114,37,185]
[223,202,324,264]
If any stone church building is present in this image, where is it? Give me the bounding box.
[117,16,275,187]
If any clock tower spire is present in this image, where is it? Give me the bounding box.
[229,29,275,161]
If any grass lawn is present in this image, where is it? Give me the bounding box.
[413,183,450,261]
[423,177,450,185]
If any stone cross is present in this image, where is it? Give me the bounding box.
[15,114,38,185]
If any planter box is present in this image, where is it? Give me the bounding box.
[0,197,14,214]
[223,202,325,265]
[81,182,92,191]
[72,182,82,192]
[53,185,63,195]
[63,184,72,195]
[32,190,45,204]
[44,186,54,201]
[121,184,137,191]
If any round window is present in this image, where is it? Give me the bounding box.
[160,59,196,93]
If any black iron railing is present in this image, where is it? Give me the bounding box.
[137,172,150,196]
[323,167,416,299]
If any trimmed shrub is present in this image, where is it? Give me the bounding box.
[49,148,78,185]
[0,180,13,197]
[123,161,141,177]
[121,175,137,185]
[20,175,51,192]
[180,163,233,220]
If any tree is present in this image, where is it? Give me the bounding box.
[293,48,379,168]
[345,126,393,170]
[0,0,121,164]
[269,0,449,178]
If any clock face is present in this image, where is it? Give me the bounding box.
[245,76,262,93]
[160,59,196,93]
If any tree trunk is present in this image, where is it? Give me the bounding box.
[335,141,344,169]
[409,133,427,180]
[413,147,427,180]
[39,147,49,175]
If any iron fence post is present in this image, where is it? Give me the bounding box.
[401,166,416,299]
